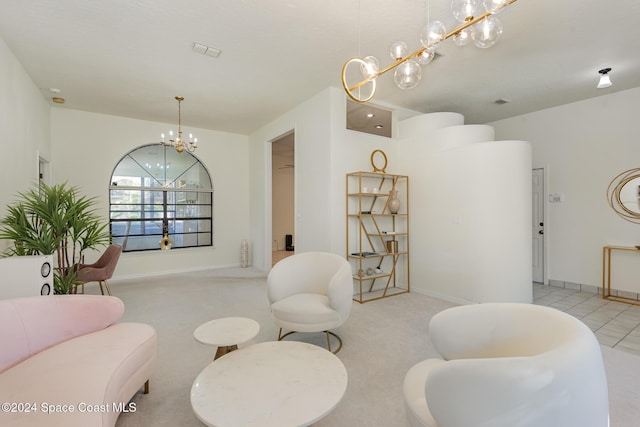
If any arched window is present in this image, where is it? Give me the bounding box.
[109,144,213,252]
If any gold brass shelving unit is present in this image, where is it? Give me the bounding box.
[346,171,409,303]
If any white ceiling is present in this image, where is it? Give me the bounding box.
[1,0,639,136]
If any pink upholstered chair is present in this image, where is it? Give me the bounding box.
[75,245,122,296]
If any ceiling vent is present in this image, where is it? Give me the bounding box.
[192,42,222,58]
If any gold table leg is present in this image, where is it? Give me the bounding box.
[214,344,238,360]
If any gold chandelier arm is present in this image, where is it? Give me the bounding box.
[342,57,377,103]
[341,0,518,102]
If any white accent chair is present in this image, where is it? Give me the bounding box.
[267,251,353,353]
[403,303,609,427]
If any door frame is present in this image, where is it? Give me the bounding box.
[532,167,547,284]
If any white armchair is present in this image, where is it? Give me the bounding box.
[267,251,353,353]
[403,303,609,427]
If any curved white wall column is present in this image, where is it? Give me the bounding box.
[400,112,464,139]
[399,112,532,304]
[420,140,532,303]
[434,125,495,151]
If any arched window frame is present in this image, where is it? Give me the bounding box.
[108,143,214,252]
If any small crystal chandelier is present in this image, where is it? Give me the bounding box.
[161,96,198,153]
[342,0,518,103]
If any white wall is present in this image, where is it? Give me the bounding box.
[50,108,250,278]
[0,36,50,254]
[491,88,640,291]
[249,89,331,270]
[249,87,413,271]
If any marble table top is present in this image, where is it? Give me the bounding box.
[190,341,348,427]
[194,317,260,347]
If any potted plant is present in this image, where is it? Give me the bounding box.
[0,182,111,294]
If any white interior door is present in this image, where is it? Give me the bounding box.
[532,168,544,283]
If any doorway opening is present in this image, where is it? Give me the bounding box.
[37,152,50,186]
[271,131,295,266]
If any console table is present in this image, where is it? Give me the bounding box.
[602,245,640,305]
[190,341,348,426]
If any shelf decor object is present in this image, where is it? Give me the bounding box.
[341,0,519,103]
[346,162,409,303]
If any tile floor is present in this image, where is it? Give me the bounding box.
[533,283,640,356]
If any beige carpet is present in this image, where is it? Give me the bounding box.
[107,267,640,427]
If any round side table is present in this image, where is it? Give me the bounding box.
[191,341,348,427]
[194,317,260,360]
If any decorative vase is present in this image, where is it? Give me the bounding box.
[388,190,400,214]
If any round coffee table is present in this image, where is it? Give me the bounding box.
[190,341,348,427]
[194,317,260,360]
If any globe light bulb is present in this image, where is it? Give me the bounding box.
[451,0,480,23]
[394,60,422,90]
[452,29,471,46]
[416,48,436,65]
[390,41,408,61]
[420,20,447,48]
[472,15,503,48]
[361,56,379,79]
[483,0,509,14]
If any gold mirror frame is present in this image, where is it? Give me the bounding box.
[370,149,388,173]
[607,168,640,224]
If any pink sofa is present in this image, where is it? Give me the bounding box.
[0,295,156,426]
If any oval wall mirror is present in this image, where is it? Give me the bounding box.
[607,168,640,223]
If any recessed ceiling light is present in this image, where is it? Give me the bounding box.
[366,113,375,118]
[375,125,384,129]
[52,97,65,104]
[48,88,61,94]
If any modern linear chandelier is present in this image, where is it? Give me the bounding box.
[341,0,519,103]
[161,96,198,153]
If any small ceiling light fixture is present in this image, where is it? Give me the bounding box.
[161,96,198,153]
[342,0,519,103]
[597,68,612,89]
[49,88,64,104]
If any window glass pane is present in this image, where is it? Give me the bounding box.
[111,220,164,236]
[197,232,212,245]
[174,204,212,218]
[110,144,213,252]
